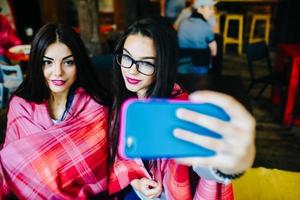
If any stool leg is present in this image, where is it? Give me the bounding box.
[223,17,229,54]
[215,14,221,34]
[265,16,271,44]
[249,17,256,44]
[249,15,271,44]
[238,17,243,55]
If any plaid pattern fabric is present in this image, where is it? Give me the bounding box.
[109,153,192,200]
[156,159,192,200]
[0,88,108,199]
[108,85,192,199]
[194,179,234,200]
[109,157,149,194]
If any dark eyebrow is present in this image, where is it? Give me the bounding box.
[62,55,74,60]
[123,48,155,60]
[43,56,54,61]
[42,55,73,61]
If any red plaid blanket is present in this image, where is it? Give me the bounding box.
[0,88,108,199]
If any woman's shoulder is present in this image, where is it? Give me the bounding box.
[7,95,39,119]
[75,87,100,104]
[73,87,108,111]
[9,95,33,108]
[5,97,27,127]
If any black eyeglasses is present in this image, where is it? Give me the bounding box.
[115,54,156,76]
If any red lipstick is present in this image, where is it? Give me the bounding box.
[126,77,141,85]
[51,80,66,86]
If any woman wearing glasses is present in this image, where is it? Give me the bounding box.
[109,17,191,200]
[109,17,255,200]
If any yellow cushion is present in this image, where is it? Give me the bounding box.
[233,167,300,200]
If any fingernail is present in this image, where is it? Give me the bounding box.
[173,128,181,137]
[176,108,185,118]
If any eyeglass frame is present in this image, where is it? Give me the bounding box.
[115,53,156,76]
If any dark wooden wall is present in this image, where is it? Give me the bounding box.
[273,0,300,44]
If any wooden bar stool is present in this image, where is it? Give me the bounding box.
[214,13,221,34]
[249,14,271,44]
[223,14,244,55]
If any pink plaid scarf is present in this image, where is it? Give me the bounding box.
[0,88,108,199]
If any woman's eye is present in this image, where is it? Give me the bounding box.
[122,55,131,62]
[140,61,154,68]
[64,60,74,65]
[42,60,52,66]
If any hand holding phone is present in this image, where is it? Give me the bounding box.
[173,91,256,175]
[119,98,230,160]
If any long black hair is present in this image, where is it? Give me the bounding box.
[109,17,179,163]
[14,23,111,106]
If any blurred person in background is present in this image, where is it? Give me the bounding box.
[160,0,186,24]
[177,0,218,74]
[0,7,21,64]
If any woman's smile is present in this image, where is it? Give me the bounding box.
[51,80,66,86]
[126,76,141,85]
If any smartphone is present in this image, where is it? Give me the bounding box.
[119,98,230,160]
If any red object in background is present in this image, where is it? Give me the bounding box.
[272,44,300,126]
[0,14,22,57]
[99,24,114,33]
[73,24,115,42]
[5,48,29,62]
[5,44,30,62]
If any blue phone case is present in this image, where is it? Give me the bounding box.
[119,98,230,159]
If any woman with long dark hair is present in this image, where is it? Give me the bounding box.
[109,17,255,200]
[0,23,111,199]
[109,17,191,200]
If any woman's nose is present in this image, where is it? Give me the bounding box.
[128,63,139,75]
[54,63,63,76]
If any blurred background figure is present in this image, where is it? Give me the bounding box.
[177,0,217,74]
[174,0,217,32]
[0,7,21,64]
[160,0,186,24]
